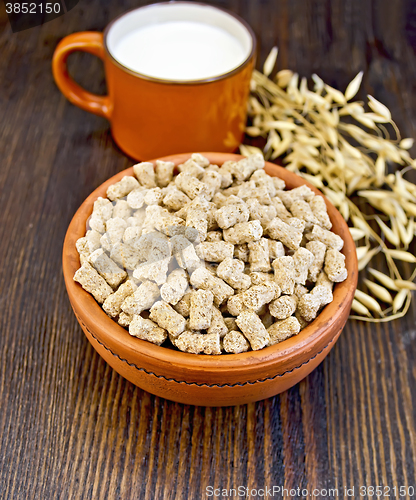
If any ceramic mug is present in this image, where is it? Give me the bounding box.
[52,2,256,161]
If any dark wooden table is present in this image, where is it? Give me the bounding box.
[1,0,415,498]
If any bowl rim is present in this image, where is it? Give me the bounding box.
[63,153,357,382]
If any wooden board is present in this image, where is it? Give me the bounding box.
[0,0,415,497]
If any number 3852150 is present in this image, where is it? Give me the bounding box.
[6,3,61,14]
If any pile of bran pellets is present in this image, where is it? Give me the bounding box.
[74,153,347,354]
[241,47,416,323]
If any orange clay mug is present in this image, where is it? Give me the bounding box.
[52,2,256,161]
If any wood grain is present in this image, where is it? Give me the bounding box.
[0,0,415,498]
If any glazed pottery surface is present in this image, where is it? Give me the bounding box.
[62,153,358,406]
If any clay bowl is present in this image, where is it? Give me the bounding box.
[63,153,358,406]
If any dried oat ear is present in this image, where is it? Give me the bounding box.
[243,49,416,322]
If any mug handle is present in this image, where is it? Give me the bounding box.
[52,32,112,120]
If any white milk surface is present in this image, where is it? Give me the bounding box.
[112,21,247,81]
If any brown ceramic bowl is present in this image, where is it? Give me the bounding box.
[63,153,358,406]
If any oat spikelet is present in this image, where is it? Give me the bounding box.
[368,268,399,291]
[367,95,392,121]
[385,250,416,263]
[393,289,408,313]
[345,71,363,101]
[363,279,393,304]
[354,289,383,314]
[399,138,414,150]
[394,279,416,290]
[263,47,278,77]
[351,298,371,316]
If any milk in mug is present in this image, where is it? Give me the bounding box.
[112,21,247,81]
